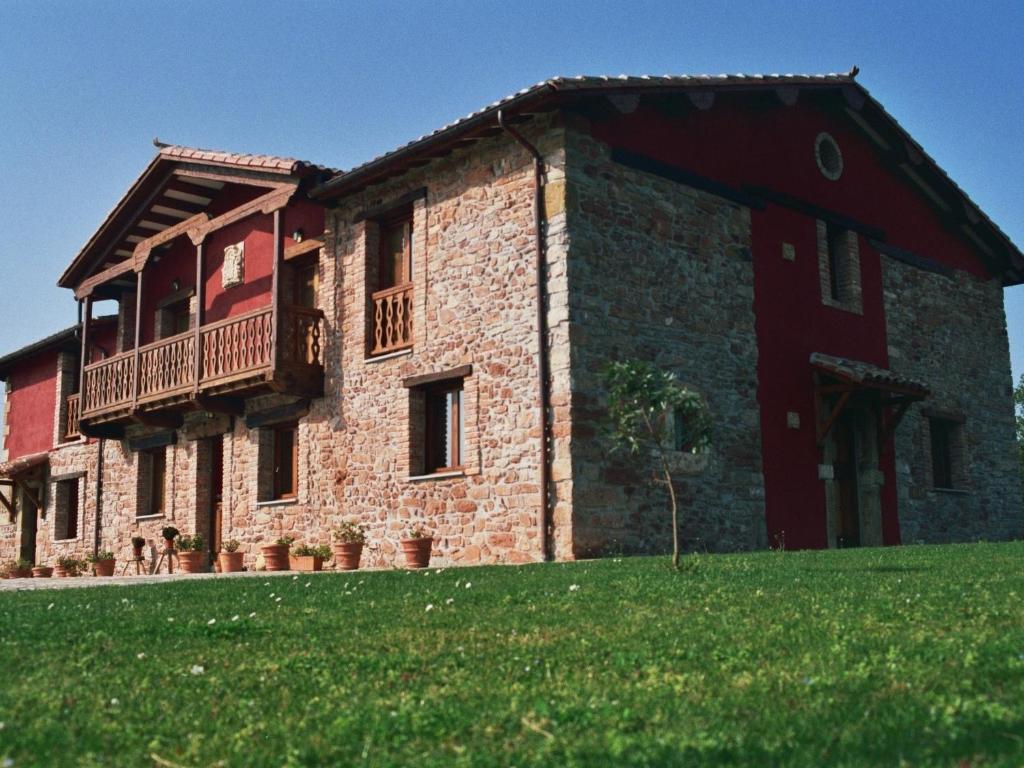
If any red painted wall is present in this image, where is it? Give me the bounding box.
[4,350,57,460]
[588,94,992,548]
[133,196,324,342]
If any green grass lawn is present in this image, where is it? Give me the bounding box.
[1,542,1023,767]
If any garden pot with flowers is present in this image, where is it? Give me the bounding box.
[31,565,53,578]
[175,534,207,574]
[332,521,367,571]
[54,556,83,578]
[88,551,115,577]
[131,535,146,559]
[400,526,433,569]
[218,539,244,573]
[261,536,293,571]
[291,544,330,572]
[161,526,179,553]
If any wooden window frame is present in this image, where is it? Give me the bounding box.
[423,381,464,475]
[378,210,413,292]
[272,422,299,500]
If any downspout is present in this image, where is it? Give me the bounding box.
[498,109,553,561]
[93,438,104,557]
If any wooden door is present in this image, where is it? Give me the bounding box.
[18,486,38,563]
[834,413,861,548]
[208,435,224,557]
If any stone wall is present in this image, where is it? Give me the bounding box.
[884,259,1023,542]
[562,120,768,556]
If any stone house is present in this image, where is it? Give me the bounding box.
[1,72,1021,568]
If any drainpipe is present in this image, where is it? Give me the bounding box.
[498,109,553,561]
[93,438,104,557]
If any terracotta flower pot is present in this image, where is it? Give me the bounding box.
[12,566,33,579]
[162,538,175,552]
[400,538,433,569]
[54,565,76,578]
[261,544,291,571]
[218,551,244,573]
[132,544,145,559]
[333,542,363,571]
[291,555,323,572]
[177,551,206,574]
[93,559,115,577]
[31,566,53,578]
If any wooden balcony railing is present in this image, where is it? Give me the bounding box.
[64,394,81,441]
[200,307,274,387]
[280,305,324,366]
[371,283,413,355]
[83,353,134,414]
[80,305,324,420]
[138,332,196,402]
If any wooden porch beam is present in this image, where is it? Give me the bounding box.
[0,489,14,521]
[817,390,852,446]
[75,259,136,300]
[133,212,211,270]
[187,185,295,246]
[14,479,41,512]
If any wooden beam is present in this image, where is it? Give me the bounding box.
[284,239,323,261]
[80,296,91,396]
[402,364,473,389]
[0,490,14,522]
[161,183,213,206]
[131,410,184,430]
[131,270,142,409]
[817,391,852,445]
[195,394,245,416]
[187,185,294,246]
[133,212,211,270]
[14,479,41,511]
[75,259,135,299]
[172,165,290,189]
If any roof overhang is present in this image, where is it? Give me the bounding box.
[811,352,930,399]
[310,72,1024,285]
[58,145,334,292]
[0,451,49,481]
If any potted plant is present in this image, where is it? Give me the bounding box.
[31,564,53,578]
[291,543,331,572]
[400,526,433,569]
[332,521,367,570]
[261,535,293,571]
[54,556,83,578]
[161,526,179,552]
[218,539,244,573]
[131,535,146,559]
[88,551,116,577]
[175,534,207,574]
[1,559,32,579]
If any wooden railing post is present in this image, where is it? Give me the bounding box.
[270,209,282,372]
[79,296,91,399]
[131,270,143,409]
[194,242,204,394]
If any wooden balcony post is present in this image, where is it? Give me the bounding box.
[194,242,204,393]
[270,208,282,372]
[131,270,143,409]
[79,296,91,399]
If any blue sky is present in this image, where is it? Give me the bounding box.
[0,0,1021,383]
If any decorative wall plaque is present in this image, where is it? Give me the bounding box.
[222,242,245,289]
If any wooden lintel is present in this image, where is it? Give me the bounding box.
[188,185,295,245]
[283,239,323,261]
[817,391,852,445]
[245,399,310,430]
[126,430,178,453]
[195,394,245,416]
[133,212,211,270]
[402,364,473,389]
[131,410,184,430]
[172,165,292,189]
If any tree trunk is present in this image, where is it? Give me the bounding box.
[659,453,680,569]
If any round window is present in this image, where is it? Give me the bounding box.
[815,132,843,181]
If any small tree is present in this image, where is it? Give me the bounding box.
[603,360,711,569]
[1015,374,1024,499]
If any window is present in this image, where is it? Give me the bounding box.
[424,382,464,474]
[929,417,959,490]
[814,132,844,181]
[817,220,862,313]
[272,423,298,500]
[155,293,193,340]
[379,213,412,290]
[138,447,167,517]
[673,407,695,453]
[294,262,318,309]
[54,478,80,540]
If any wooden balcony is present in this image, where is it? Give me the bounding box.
[80,305,324,429]
[371,283,413,355]
[64,394,81,441]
